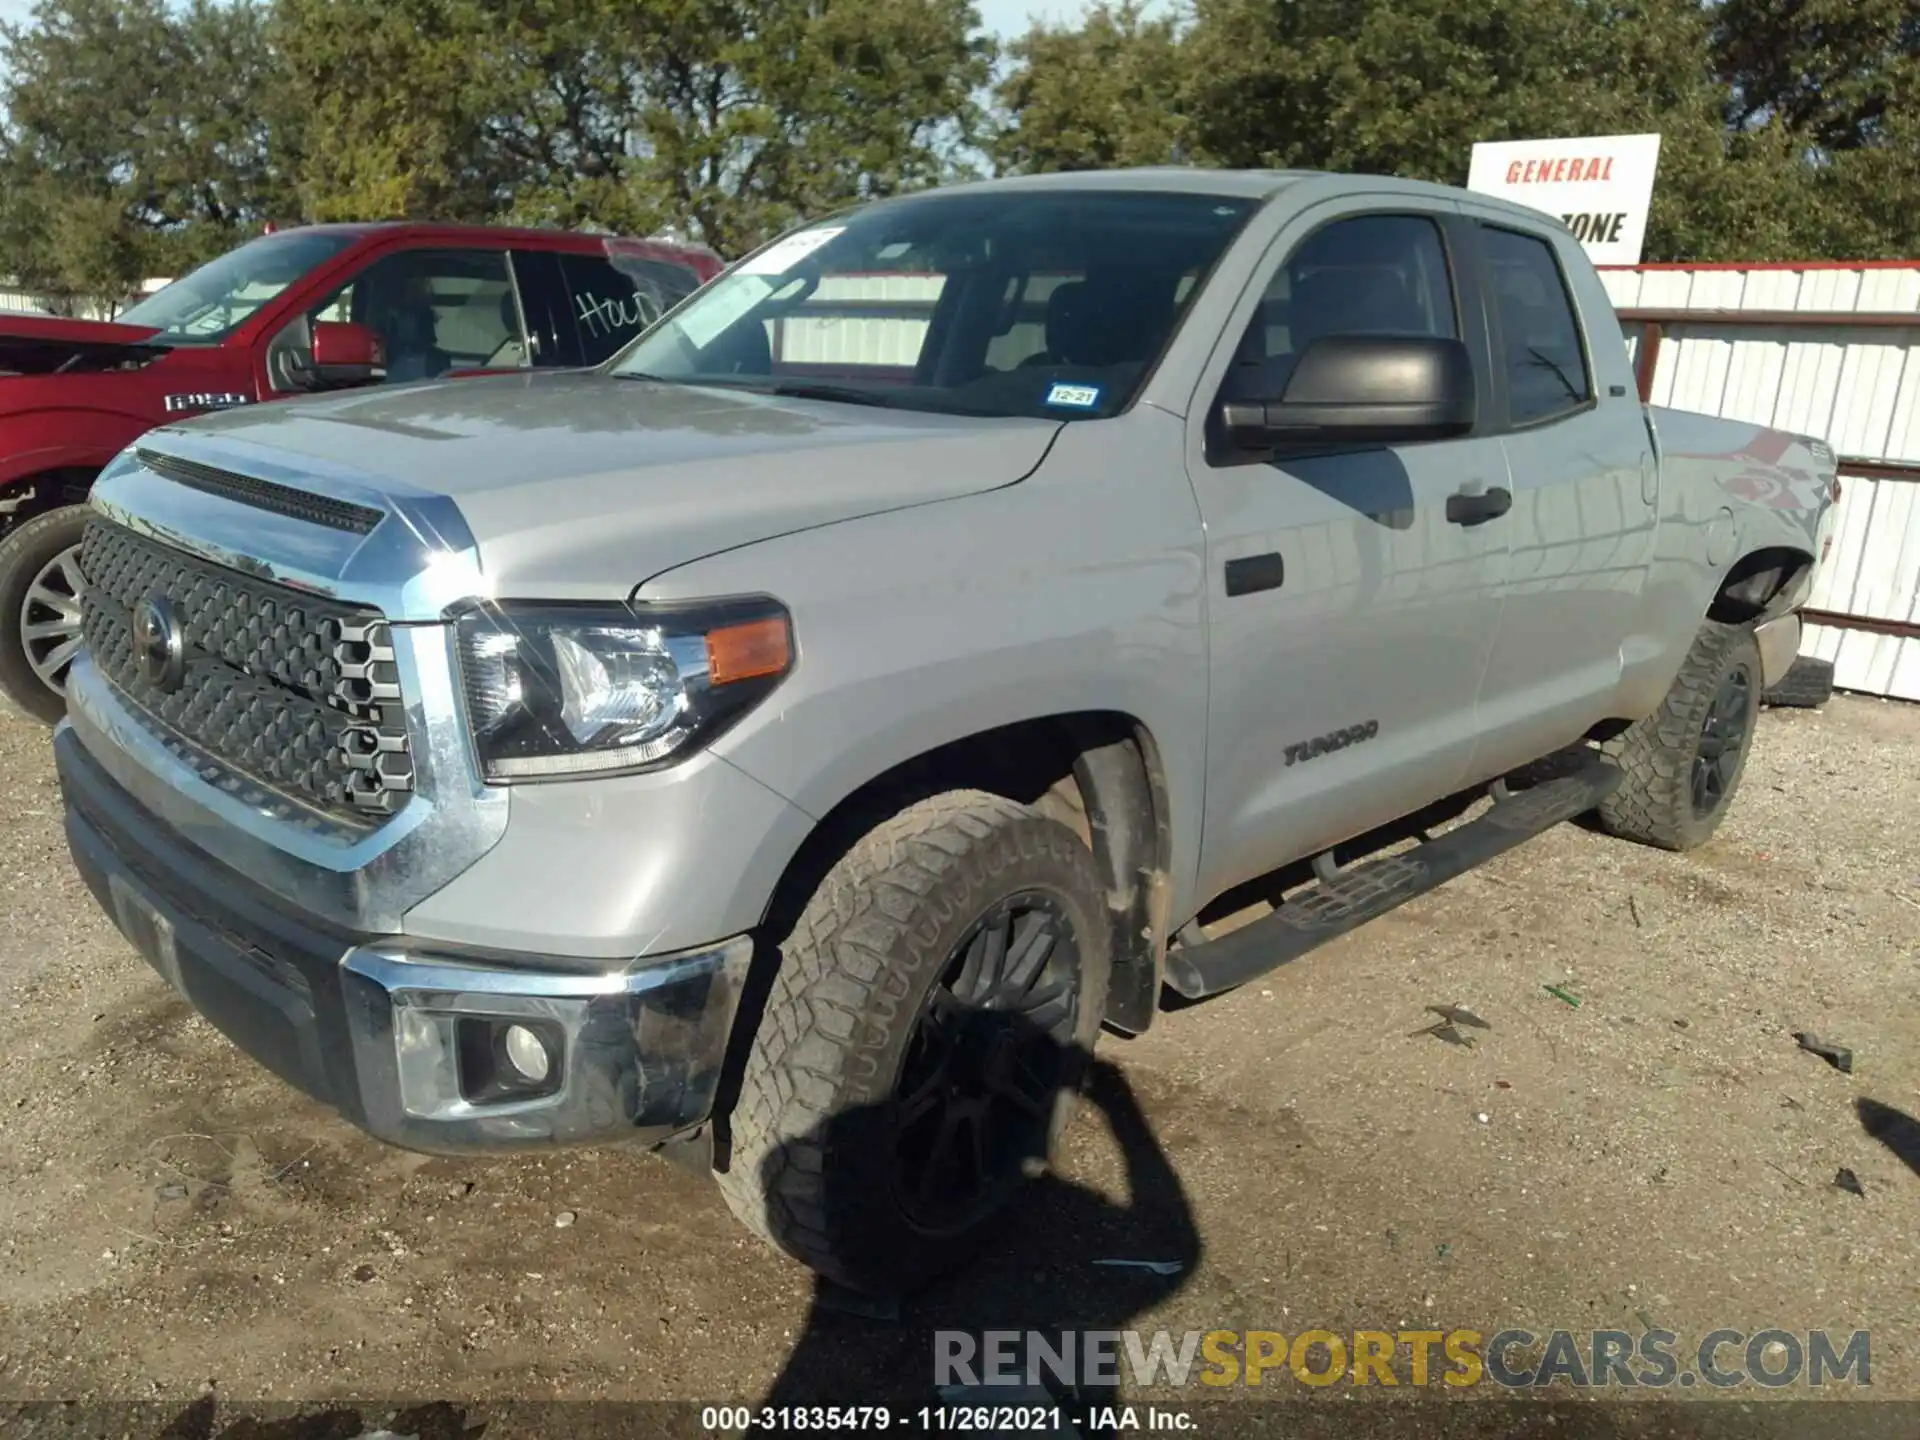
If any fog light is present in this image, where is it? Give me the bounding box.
[503,1023,552,1084]
[454,1015,564,1103]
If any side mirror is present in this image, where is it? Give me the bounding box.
[1219,334,1475,450]
[309,321,387,388]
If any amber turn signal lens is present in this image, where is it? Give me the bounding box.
[706,616,792,685]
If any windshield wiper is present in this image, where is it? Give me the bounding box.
[762,381,896,409]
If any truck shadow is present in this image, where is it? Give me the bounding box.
[758,1043,1201,1421]
[1857,1097,1920,1178]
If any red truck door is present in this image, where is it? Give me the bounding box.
[252,243,531,397]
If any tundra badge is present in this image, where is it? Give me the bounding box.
[1284,720,1379,766]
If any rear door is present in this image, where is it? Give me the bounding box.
[1184,202,1514,904]
[1452,210,1656,775]
[514,245,715,367]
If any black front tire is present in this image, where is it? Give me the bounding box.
[717,789,1111,1294]
[0,505,92,724]
[1597,620,1762,852]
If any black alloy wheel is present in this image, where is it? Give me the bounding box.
[719,788,1111,1291]
[891,891,1082,1235]
[1691,661,1753,817]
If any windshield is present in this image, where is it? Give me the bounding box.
[120,230,358,343]
[611,189,1258,420]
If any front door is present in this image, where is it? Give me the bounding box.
[264,246,530,392]
[1185,203,1514,906]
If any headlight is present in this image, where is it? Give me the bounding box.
[452,598,793,781]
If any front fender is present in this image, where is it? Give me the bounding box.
[401,412,1210,964]
[645,409,1214,928]
[0,409,146,490]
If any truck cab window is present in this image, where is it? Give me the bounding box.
[310,249,523,382]
[1224,213,1456,402]
[1482,226,1592,426]
[560,252,707,365]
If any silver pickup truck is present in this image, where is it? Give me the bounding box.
[54,169,1836,1294]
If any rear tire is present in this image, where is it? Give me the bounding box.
[718,789,1110,1294]
[1597,620,1761,852]
[1762,654,1835,709]
[0,505,92,724]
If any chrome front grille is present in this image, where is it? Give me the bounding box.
[80,518,415,826]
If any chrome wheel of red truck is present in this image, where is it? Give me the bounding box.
[0,505,90,723]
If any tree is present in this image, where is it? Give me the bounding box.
[987,0,1905,262]
[1714,0,1919,150]
[1179,0,1723,183]
[0,0,293,301]
[990,0,1191,173]
[1711,0,1920,256]
[274,0,994,254]
[271,0,507,223]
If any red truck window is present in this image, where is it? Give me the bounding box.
[309,249,525,381]
[120,231,357,344]
[559,251,706,365]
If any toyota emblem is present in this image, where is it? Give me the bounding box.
[131,595,186,693]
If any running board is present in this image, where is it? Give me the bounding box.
[1163,757,1622,1001]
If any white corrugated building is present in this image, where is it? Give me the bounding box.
[1603,262,1920,701]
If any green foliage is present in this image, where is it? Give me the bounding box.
[274,0,993,254]
[0,0,291,303]
[992,0,1920,263]
[0,0,989,299]
[271,0,502,224]
[990,1,1191,173]
[1,0,1914,291]
[1715,0,1918,149]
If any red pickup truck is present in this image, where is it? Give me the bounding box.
[0,222,722,721]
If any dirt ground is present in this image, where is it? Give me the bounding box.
[1,696,1916,1438]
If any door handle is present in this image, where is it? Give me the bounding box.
[1446,486,1512,527]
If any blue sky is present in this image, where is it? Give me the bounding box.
[978,0,1089,34]
[0,0,1086,36]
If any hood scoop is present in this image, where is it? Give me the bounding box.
[135,449,385,535]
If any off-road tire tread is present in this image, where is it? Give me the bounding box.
[717,789,1104,1290]
[1761,655,1835,709]
[0,504,91,724]
[1596,619,1760,852]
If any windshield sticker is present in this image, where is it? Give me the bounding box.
[673,275,775,350]
[738,226,846,276]
[1045,382,1102,410]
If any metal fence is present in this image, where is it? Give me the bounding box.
[1604,262,1920,701]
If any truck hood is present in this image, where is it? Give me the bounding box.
[131,370,1063,600]
[0,312,170,376]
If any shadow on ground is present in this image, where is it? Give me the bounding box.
[1857,1098,1920,1178]
[22,1035,1917,1439]
[759,1052,1199,1416]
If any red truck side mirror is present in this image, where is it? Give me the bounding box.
[310,321,387,388]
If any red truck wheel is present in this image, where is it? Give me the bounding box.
[0,505,91,724]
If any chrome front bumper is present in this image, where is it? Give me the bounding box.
[58,722,750,1154]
